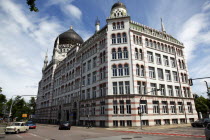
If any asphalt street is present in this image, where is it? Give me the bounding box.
[0,124,206,140]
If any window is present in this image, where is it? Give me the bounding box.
[119,82,124,94]
[117,22,120,29]
[160,84,165,96]
[117,33,121,43]
[127,120,132,126]
[112,49,117,59]
[156,53,161,64]
[113,121,118,127]
[180,119,185,124]
[86,89,90,99]
[178,102,183,113]
[140,100,147,114]
[173,71,178,82]
[93,57,97,68]
[124,64,129,75]
[170,57,176,67]
[147,51,153,62]
[145,39,149,46]
[120,120,125,126]
[121,21,124,29]
[113,100,118,114]
[153,101,159,114]
[100,53,103,63]
[87,74,91,85]
[187,102,192,113]
[113,82,118,95]
[125,81,130,94]
[87,60,91,71]
[136,65,144,77]
[100,101,105,115]
[100,69,103,80]
[142,120,149,126]
[82,76,86,86]
[155,120,161,125]
[92,87,96,98]
[112,34,116,44]
[137,81,146,94]
[157,68,164,80]
[126,100,131,114]
[92,71,97,83]
[150,83,157,95]
[175,86,181,97]
[172,119,178,124]
[164,119,170,125]
[139,49,143,60]
[122,33,127,43]
[162,101,168,114]
[118,64,123,76]
[82,63,86,73]
[149,67,155,79]
[120,100,124,114]
[140,65,145,77]
[112,65,117,76]
[167,85,173,96]
[163,55,169,66]
[113,23,116,29]
[136,64,140,76]
[118,48,122,59]
[135,48,138,59]
[170,102,176,113]
[123,48,128,58]
[165,70,171,81]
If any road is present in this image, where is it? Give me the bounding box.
[1,124,206,140]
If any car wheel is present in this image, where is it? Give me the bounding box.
[5,132,9,134]
[16,130,20,134]
[192,124,195,127]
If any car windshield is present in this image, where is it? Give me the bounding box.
[11,123,21,126]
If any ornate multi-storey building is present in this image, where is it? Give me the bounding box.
[36,2,198,127]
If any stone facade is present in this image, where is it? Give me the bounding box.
[35,2,198,127]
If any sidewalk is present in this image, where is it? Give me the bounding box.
[106,123,191,131]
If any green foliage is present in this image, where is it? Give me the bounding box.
[0,94,7,115]
[194,95,210,118]
[0,87,2,93]
[27,0,39,12]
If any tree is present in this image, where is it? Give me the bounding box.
[28,97,36,114]
[27,0,39,12]
[0,94,7,115]
[0,87,2,93]
[194,95,210,118]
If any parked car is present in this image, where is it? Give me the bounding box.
[191,118,210,127]
[59,121,71,130]
[26,121,36,129]
[205,123,210,140]
[5,122,29,134]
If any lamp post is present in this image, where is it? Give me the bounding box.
[9,95,36,122]
[138,88,160,130]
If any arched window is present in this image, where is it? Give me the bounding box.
[168,46,171,53]
[124,64,129,75]
[118,64,123,76]
[112,48,117,59]
[112,65,117,76]
[182,60,185,69]
[171,47,175,54]
[181,73,184,82]
[154,41,157,49]
[140,65,145,77]
[112,34,116,44]
[139,37,142,44]
[179,60,182,69]
[164,44,168,52]
[103,67,106,79]
[118,48,122,59]
[135,48,139,59]
[117,33,121,43]
[139,49,143,60]
[72,70,74,78]
[122,33,127,43]
[145,39,149,46]
[123,48,128,59]
[113,22,116,29]
[136,64,140,76]
[157,42,160,50]
[136,36,139,44]
[133,35,136,44]
[150,40,153,47]
[117,22,120,29]
[121,21,124,29]
[161,44,164,51]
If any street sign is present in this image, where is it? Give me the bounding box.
[22,114,27,117]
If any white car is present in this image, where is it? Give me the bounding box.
[5,122,29,134]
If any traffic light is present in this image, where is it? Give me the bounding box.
[189,78,193,86]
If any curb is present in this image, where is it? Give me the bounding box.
[115,130,206,138]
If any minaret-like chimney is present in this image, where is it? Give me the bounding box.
[95,17,100,32]
[161,18,166,33]
[42,49,48,71]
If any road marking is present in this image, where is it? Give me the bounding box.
[17,135,23,139]
[29,133,38,137]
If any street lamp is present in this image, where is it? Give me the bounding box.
[9,95,36,122]
[138,88,160,130]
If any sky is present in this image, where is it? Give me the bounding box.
[0,0,210,100]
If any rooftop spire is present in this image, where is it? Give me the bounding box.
[161,18,166,33]
[70,25,73,29]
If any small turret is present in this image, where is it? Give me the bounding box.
[161,18,166,33]
[95,17,100,33]
[42,50,48,71]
